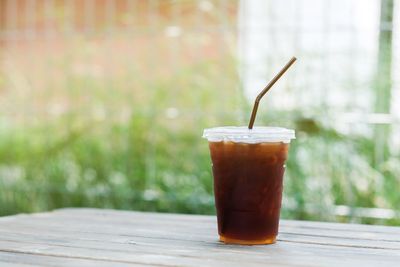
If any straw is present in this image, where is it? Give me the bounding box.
[248,57,297,129]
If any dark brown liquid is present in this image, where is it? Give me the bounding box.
[209,141,289,243]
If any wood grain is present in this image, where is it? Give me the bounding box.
[0,208,399,267]
[0,251,143,267]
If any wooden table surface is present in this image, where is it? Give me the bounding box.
[0,208,399,267]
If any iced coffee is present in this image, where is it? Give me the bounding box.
[203,127,295,245]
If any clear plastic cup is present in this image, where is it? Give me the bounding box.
[203,126,295,245]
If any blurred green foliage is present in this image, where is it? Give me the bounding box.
[0,59,399,226]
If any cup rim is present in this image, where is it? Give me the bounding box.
[202,126,295,144]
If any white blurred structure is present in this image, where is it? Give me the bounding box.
[238,0,400,156]
[238,0,381,111]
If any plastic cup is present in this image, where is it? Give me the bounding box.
[203,126,295,245]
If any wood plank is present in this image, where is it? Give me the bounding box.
[0,262,41,267]
[0,208,400,267]
[6,208,399,240]
[1,227,399,257]
[0,251,142,267]
[0,237,398,267]
[52,208,400,234]
[0,222,399,266]
[282,218,400,234]
[1,219,400,251]
[4,207,399,237]
[0,239,295,267]
[2,210,400,250]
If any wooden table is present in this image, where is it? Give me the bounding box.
[0,208,399,266]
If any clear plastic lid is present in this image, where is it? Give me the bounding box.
[203,126,295,144]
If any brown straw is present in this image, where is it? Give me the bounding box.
[248,57,297,129]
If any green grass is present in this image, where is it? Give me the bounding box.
[0,59,399,225]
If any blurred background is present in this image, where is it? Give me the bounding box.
[0,0,399,225]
